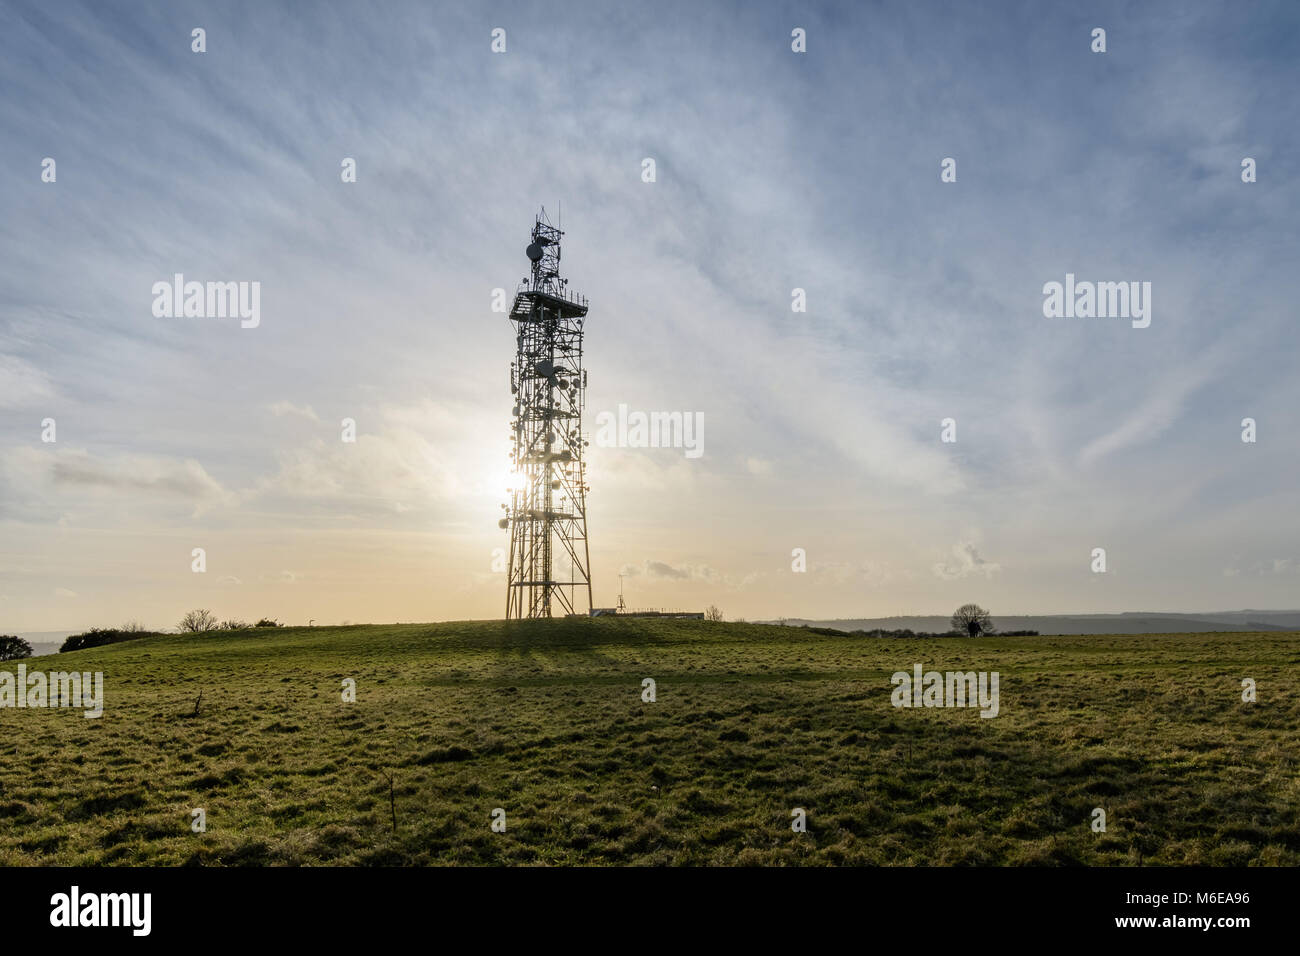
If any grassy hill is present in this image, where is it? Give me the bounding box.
[1,618,1297,865]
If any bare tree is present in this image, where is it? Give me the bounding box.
[705,605,723,622]
[951,604,995,637]
[177,609,219,633]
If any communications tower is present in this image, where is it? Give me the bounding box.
[498,208,593,618]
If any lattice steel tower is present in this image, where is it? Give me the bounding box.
[498,208,593,618]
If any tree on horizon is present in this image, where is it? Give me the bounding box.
[951,604,995,637]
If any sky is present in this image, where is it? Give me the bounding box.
[1,0,1298,632]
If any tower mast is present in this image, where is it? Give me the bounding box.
[500,208,593,618]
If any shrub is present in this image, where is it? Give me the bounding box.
[59,628,159,653]
[177,609,219,633]
[0,635,33,661]
[846,627,1038,639]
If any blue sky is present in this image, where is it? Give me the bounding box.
[2,0,1298,630]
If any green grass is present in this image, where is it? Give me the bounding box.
[1,618,1297,865]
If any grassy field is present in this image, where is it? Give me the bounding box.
[1,618,1297,866]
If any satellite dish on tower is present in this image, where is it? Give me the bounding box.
[526,243,543,262]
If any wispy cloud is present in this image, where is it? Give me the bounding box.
[933,543,1002,582]
[621,560,720,583]
[1,0,1297,628]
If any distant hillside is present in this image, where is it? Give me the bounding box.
[770,610,1300,635]
[14,632,77,657]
